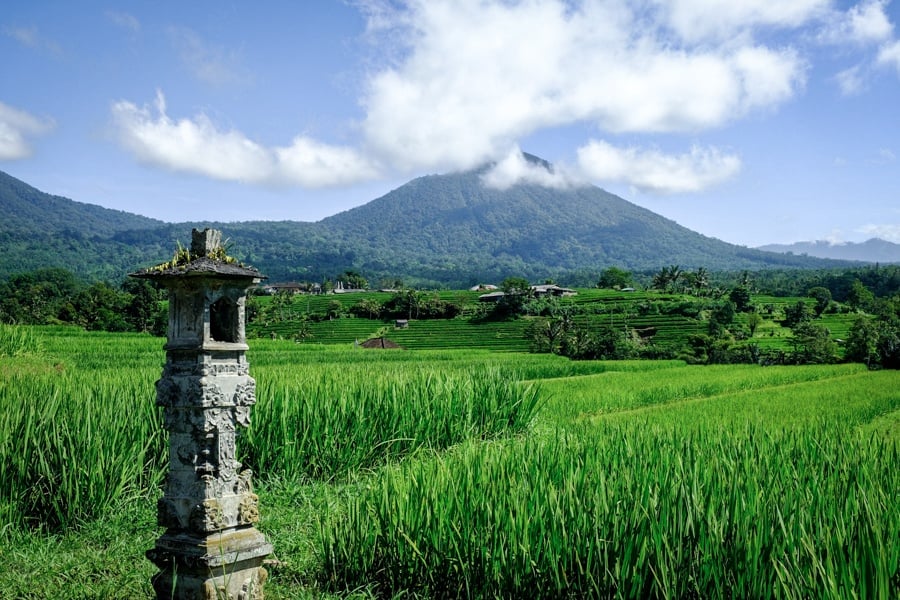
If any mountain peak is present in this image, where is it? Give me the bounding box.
[520,152,552,171]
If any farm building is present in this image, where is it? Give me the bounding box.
[359,337,403,349]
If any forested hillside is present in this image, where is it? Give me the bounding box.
[1,164,849,286]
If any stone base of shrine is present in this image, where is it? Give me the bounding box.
[147,527,273,600]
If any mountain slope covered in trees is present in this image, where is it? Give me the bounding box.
[0,164,849,286]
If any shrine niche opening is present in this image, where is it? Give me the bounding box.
[210,296,238,343]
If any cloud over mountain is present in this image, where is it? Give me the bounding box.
[106,0,900,196]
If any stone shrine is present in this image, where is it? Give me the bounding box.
[132,228,272,600]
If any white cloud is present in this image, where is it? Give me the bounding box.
[576,140,741,193]
[823,229,846,245]
[871,147,897,165]
[2,25,62,55]
[834,65,868,94]
[877,39,900,73]
[3,25,40,47]
[275,137,380,187]
[481,147,582,190]
[109,1,892,194]
[857,224,900,242]
[106,11,141,33]
[111,90,378,186]
[660,0,829,43]
[0,101,54,161]
[360,0,805,175]
[167,27,250,86]
[819,0,893,46]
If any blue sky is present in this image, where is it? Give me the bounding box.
[2,0,898,247]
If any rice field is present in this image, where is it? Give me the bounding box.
[1,325,898,598]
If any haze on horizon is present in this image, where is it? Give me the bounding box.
[1,0,899,248]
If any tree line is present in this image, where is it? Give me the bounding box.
[0,267,163,334]
[527,266,899,369]
[2,265,898,369]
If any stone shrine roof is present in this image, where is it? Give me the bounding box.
[131,257,265,280]
[130,228,266,282]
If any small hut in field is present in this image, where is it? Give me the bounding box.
[360,337,403,349]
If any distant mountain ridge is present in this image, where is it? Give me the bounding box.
[0,164,852,286]
[0,171,164,236]
[758,239,900,264]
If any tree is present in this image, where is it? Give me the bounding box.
[597,267,633,289]
[875,320,900,369]
[65,282,130,331]
[807,286,832,317]
[291,317,314,342]
[263,289,294,323]
[327,299,343,320]
[0,268,81,325]
[789,321,838,364]
[845,316,878,367]
[527,317,568,354]
[652,265,682,292]
[351,298,382,319]
[746,312,763,337]
[708,300,735,337]
[783,300,812,328]
[728,286,752,312]
[693,267,710,296]
[341,270,369,290]
[498,277,532,316]
[121,278,160,333]
[846,279,875,311]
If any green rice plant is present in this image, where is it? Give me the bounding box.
[320,423,900,599]
[0,323,43,357]
[599,369,900,430]
[539,363,868,424]
[243,364,542,481]
[0,366,165,531]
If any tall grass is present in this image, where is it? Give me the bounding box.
[320,423,900,599]
[0,367,165,531]
[1,329,544,531]
[0,323,43,357]
[538,363,868,423]
[244,364,542,481]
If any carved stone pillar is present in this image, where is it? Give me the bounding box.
[132,229,272,599]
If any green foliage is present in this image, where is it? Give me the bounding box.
[0,168,855,287]
[652,264,682,292]
[0,267,81,324]
[338,270,368,289]
[847,279,876,311]
[0,268,165,335]
[0,356,165,531]
[349,297,382,319]
[782,300,812,328]
[0,323,43,357]
[789,321,839,365]
[3,329,899,598]
[245,364,541,481]
[728,286,752,312]
[708,300,736,336]
[807,286,832,317]
[597,266,633,289]
[322,423,899,599]
[845,315,879,366]
[746,311,763,337]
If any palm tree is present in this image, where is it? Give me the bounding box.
[653,265,682,292]
[694,267,709,296]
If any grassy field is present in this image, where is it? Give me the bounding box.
[1,325,898,598]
